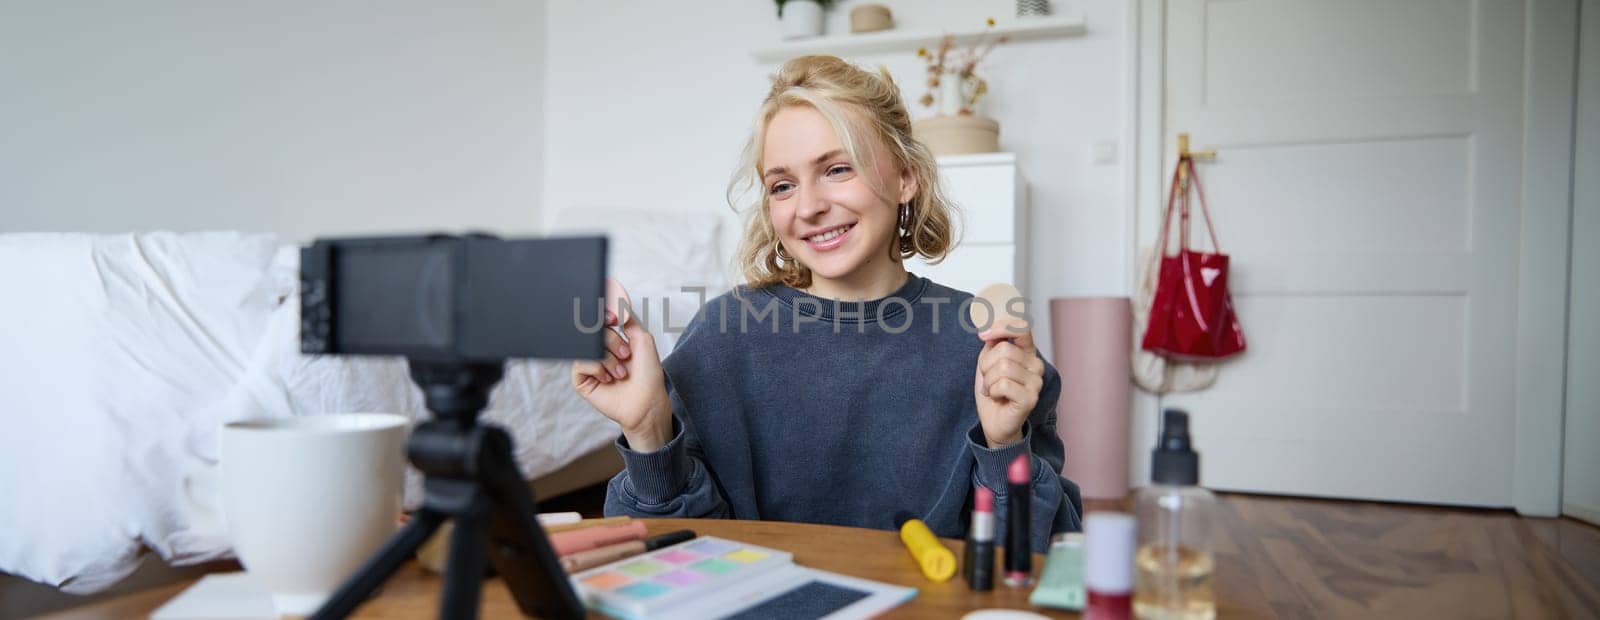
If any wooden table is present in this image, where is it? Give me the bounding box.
[47,518,1085,619]
[46,494,1598,618]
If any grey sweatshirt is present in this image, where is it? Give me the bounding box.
[602,274,1083,551]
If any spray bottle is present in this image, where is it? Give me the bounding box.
[1133,408,1217,620]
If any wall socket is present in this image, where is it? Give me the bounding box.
[1092,141,1118,165]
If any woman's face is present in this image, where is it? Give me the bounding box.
[761,105,916,292]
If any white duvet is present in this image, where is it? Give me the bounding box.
[0,211,725,593]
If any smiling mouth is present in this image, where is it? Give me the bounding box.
[805,224,855,243]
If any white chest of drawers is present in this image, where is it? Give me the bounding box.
[909,152,1028,296]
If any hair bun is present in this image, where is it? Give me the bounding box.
[770,55,844,94]
[769,55,896,98]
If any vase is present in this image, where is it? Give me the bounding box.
[781,0,825,40]
[937,73,965,117]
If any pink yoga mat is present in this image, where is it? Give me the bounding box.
[1050,297,1132,500]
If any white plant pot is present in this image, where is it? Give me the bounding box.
[781,0,825,40]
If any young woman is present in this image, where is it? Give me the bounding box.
[570,55,1081,551]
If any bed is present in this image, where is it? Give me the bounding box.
[0,207,728,600]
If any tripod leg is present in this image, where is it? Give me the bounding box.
[477,427,586,619]
[311,509,446,620]
[440,495,490,620]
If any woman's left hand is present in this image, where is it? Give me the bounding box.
[974,330,1046,449]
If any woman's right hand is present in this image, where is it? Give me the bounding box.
[570,311,674,452]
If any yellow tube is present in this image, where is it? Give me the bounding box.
[898,517,957,582]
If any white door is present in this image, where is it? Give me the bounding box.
[1143,0,1527,506]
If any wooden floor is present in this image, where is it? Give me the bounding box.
[1091,492,1600,619]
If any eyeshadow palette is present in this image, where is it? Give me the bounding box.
[570,536,915,620]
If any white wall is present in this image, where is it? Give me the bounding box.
[0,1,546,244]
[543,0,1131,358]
[1563,0,1599,527]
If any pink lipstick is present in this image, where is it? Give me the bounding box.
[969,486,997,590]
[1004,453,1034,586]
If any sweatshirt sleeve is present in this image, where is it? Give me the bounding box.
[602,382,732,519]
[969,359,1084,552]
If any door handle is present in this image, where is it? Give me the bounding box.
[1177,133,1217,160]
[1176,133,1216,186]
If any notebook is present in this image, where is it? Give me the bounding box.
[570,536,916,620]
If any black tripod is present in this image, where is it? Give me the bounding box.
[311,360,585,620]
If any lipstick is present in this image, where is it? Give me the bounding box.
[1004,453,1034,586]
[969,486,997,591]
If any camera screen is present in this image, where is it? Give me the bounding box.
[334,243,455,353]
[302,235,606,362]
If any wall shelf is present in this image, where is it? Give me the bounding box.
[751,12,1087,63]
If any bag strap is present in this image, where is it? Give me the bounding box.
[1183,156,1222,252]
[1147,155,1187,287]
[1179,160,1191,251]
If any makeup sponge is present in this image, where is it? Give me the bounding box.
[970,282,1029,339]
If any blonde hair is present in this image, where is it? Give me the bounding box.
[727,55,958,289]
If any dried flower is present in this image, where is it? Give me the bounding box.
[915,19,1008,115]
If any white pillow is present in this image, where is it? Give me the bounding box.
[0,232,282,592]
[0,222,721,592]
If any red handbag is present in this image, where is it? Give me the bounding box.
[1140,156,1247,360]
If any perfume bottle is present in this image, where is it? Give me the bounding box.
[1133,409,1217,620]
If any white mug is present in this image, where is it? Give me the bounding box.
[221,413,409,616]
